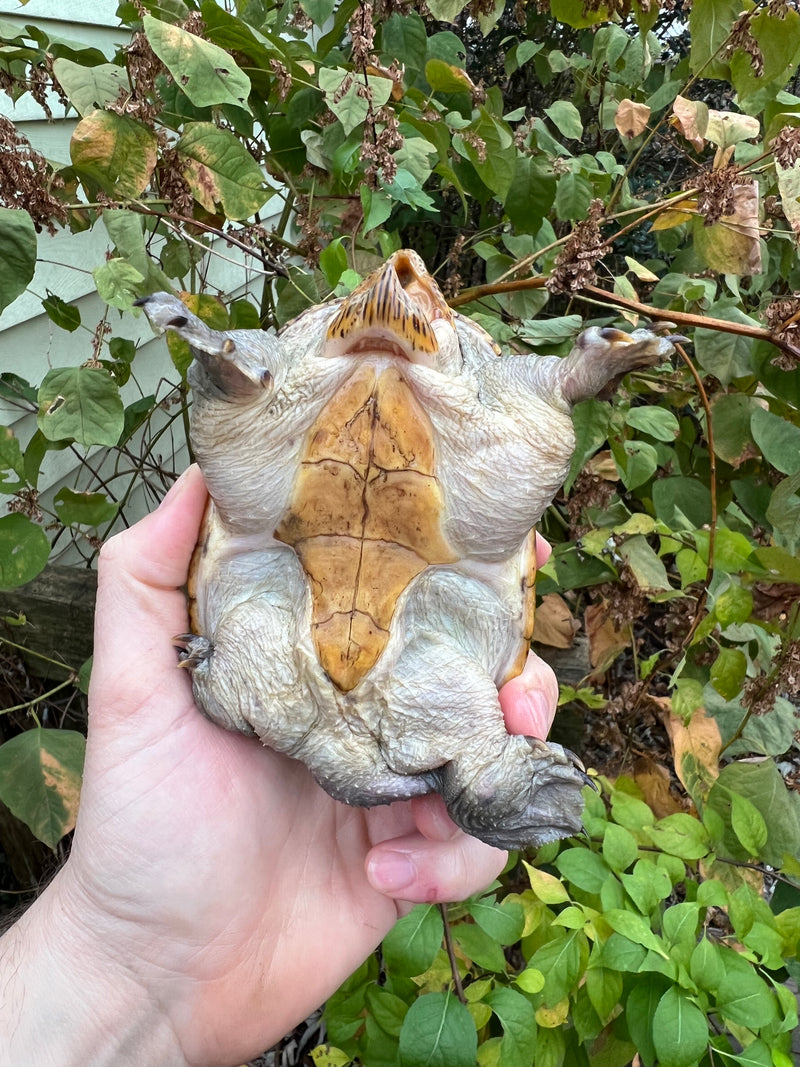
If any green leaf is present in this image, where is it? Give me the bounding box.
[544,100,583,140]
[37,367,124,447]
[694,302,760,385]
[662,902,700,947]
[52,58,130,116]
[706,760,800,867]
[750,406,800,475]
[626,975,669,1066]
[94,258,146,311]
[0,514,50,590]
[0,426,24,492]
[602,822,639,873]
[144,14,251,111]
[0,729,85,849]
[519,314,583,346]
[625,406,679,442]
[709,646,747,701]
[555,171,593,221]
[527,931,583,1006]
[646,813,710,861]
[468,895,524,945]
[301,0,336,22]
[515,967,545,993]
[555,847,612,894]
[688,0,740,79]
[454,921,508,972]
[320,239,349,290]
[176,122,271,220]
[730,8,800,111]
[54,488,119,528]
[652,987,708,1067]
[70,110,157,199]
[504,155,556,233]
[766,471,800,554]
[425,0,469,23]
[77,656,92,695]
[619,535,671,593]
[364,985,408,1037]
[715,966,778,1029]
[730,791,768,857]
[0,207,36,316]
[714,581,753,627]
[42,292,81,332]
[586,965,623,1024]
[381,13,428,78]
[616,440,658,490]
[398,992,477,1067]
[485,986,537,1067]
[689,937,724,992]
[318,67,393,136]
[425,58,474,94]
[383,904,443,977]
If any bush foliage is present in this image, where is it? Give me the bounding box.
[1,0,799,1064]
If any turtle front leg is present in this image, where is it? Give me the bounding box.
[136,292,281,399]
[557,326,677,404]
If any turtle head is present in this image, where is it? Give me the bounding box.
[324,250,460,371]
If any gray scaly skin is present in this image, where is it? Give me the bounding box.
[136,252,674,850]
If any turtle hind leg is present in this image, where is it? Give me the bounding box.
[312,764,439,807]
[439,738,587,851]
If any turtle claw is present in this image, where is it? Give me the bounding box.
[173,633,212,670]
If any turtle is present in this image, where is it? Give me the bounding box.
[136,250,675,850]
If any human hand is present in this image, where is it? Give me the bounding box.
[0,466,560,1067]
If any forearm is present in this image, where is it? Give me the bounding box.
[0,871,186,1067]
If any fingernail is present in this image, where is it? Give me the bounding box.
[157,466,194,509]
[367,851,417,892]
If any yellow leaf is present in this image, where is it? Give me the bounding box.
[695,182,762,276]
[662,704,721,805]
[650,199,698,231]
[535,997,570,1027]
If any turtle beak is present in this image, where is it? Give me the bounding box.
[325,250,453,367]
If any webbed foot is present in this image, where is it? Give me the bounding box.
[440,738,588,850]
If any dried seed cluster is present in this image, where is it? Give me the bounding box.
[694,164,739,227]
[0,116,68,233]
[546,199,609,294]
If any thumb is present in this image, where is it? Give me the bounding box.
[499,650,560,739]
[89,465,208,724]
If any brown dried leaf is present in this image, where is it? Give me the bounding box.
[671,95,708,152]
[532,593,579,648]
[662,704,721,807]
[615,99,651,140]
[585,449,619,481]
[585,602,631,672]
[633,756,685,818]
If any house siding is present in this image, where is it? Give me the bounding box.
[0,1,272,561]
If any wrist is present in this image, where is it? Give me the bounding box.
[0,868,186,1067]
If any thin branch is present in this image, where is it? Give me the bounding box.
[439,903,466,1004]
[0,677,76,716]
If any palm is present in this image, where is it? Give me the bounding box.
[61,466,555,1066]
